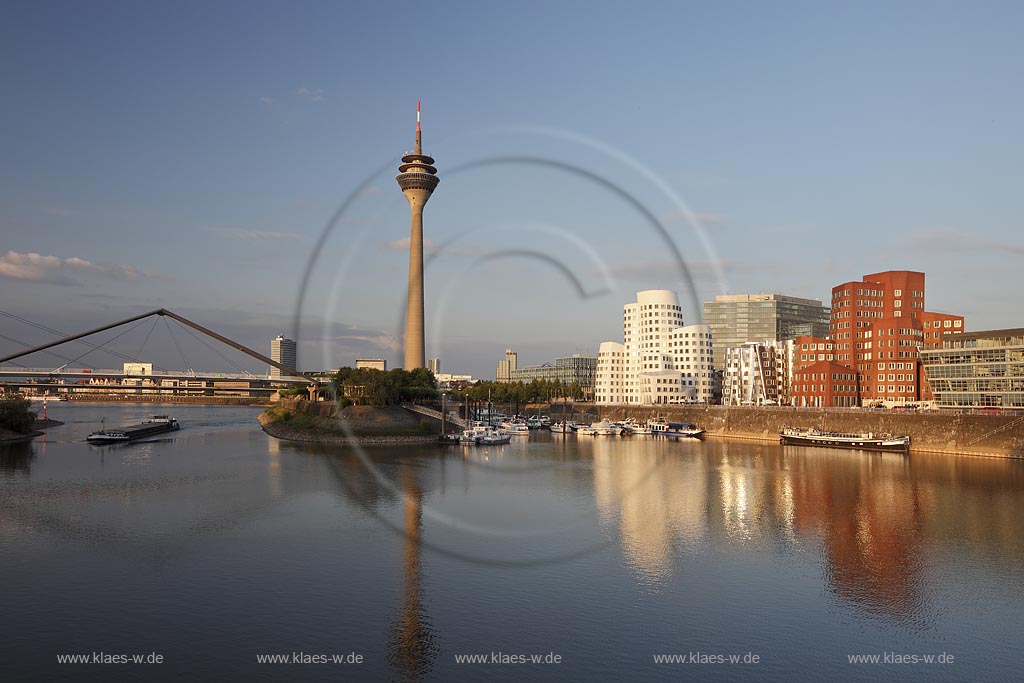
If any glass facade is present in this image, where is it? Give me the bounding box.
[920,330,1024,408]
[510,354,598,396]
[703,294,830,369]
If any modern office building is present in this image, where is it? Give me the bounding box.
[427,358,440,375]
[496,348,518,382]
[722,340,794,406]
[270,335,297,379]
[595,290,714,405]
[703,293,830,369]
[510,354,598,398]
[828,270,964,405]
[355,359,387,371]
[920,329,1024,409]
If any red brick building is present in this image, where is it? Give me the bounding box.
[826,271,963,406]
[792,335,835,374]
[791,360,859,407]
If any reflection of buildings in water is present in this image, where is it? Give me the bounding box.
[591,438,708,586]
[787,452,925,621]
[714,443,797,544]
[387,462,437,683]
[266,450,282,499]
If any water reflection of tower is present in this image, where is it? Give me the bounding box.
[388,462,437,681]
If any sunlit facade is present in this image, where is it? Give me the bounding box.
[920,329,1024,409]
[595,290,714,405]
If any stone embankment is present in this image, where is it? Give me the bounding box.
[599,406,1024,458]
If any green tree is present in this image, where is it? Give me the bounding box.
[0,394,36,434]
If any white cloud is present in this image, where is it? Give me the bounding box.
[384,237,479,257]
[296,87,325,102]
[259,96,274,105]
[210,227,303,241]
[0,250,145,286]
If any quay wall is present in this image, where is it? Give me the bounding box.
[598,405,1024,458]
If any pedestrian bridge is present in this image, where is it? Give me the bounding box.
[405,403,467,429]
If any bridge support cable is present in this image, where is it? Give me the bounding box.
[166,317,256,378]
[132,316,161,363]
[0,309,166,369]
[162,316,194,375]
[0,309,314,384]
[60,317,153,369]
[0,314,102,369]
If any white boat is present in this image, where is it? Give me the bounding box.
[549,421,569,433]
[501,420,530,434]
[539,415,551,427]
[576,425,597,435]
[24,394,68,402]
[479,428,512,445]
[460,422,490,444]
[649,417,705,439]
[620,418,652,435]
[525,416,542,429]
[647,417,669,433]
[590,420,621,436]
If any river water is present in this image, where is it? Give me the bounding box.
[2,403,1023,682]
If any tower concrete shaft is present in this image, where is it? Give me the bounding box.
[396,102,439,369]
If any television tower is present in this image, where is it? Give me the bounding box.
[396,101,439,369]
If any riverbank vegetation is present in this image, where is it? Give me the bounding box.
[451,379,584,405]
[330,367,438,407]
[0,393,36,435]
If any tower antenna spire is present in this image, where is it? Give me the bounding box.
[415,100,422,155]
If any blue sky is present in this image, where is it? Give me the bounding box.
[1,1,1021,377]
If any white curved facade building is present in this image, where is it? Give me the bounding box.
[594,290,714,405]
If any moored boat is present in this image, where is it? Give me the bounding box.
[589,420,620,436]
[618,417,652,435]
[479,428,512,445]
[649,417,704,439]
[779,426,910,453]
[460,422,490,444]
[501,419,530,434]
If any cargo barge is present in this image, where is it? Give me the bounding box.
[779,426,910,453]
[87,415,180,444]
